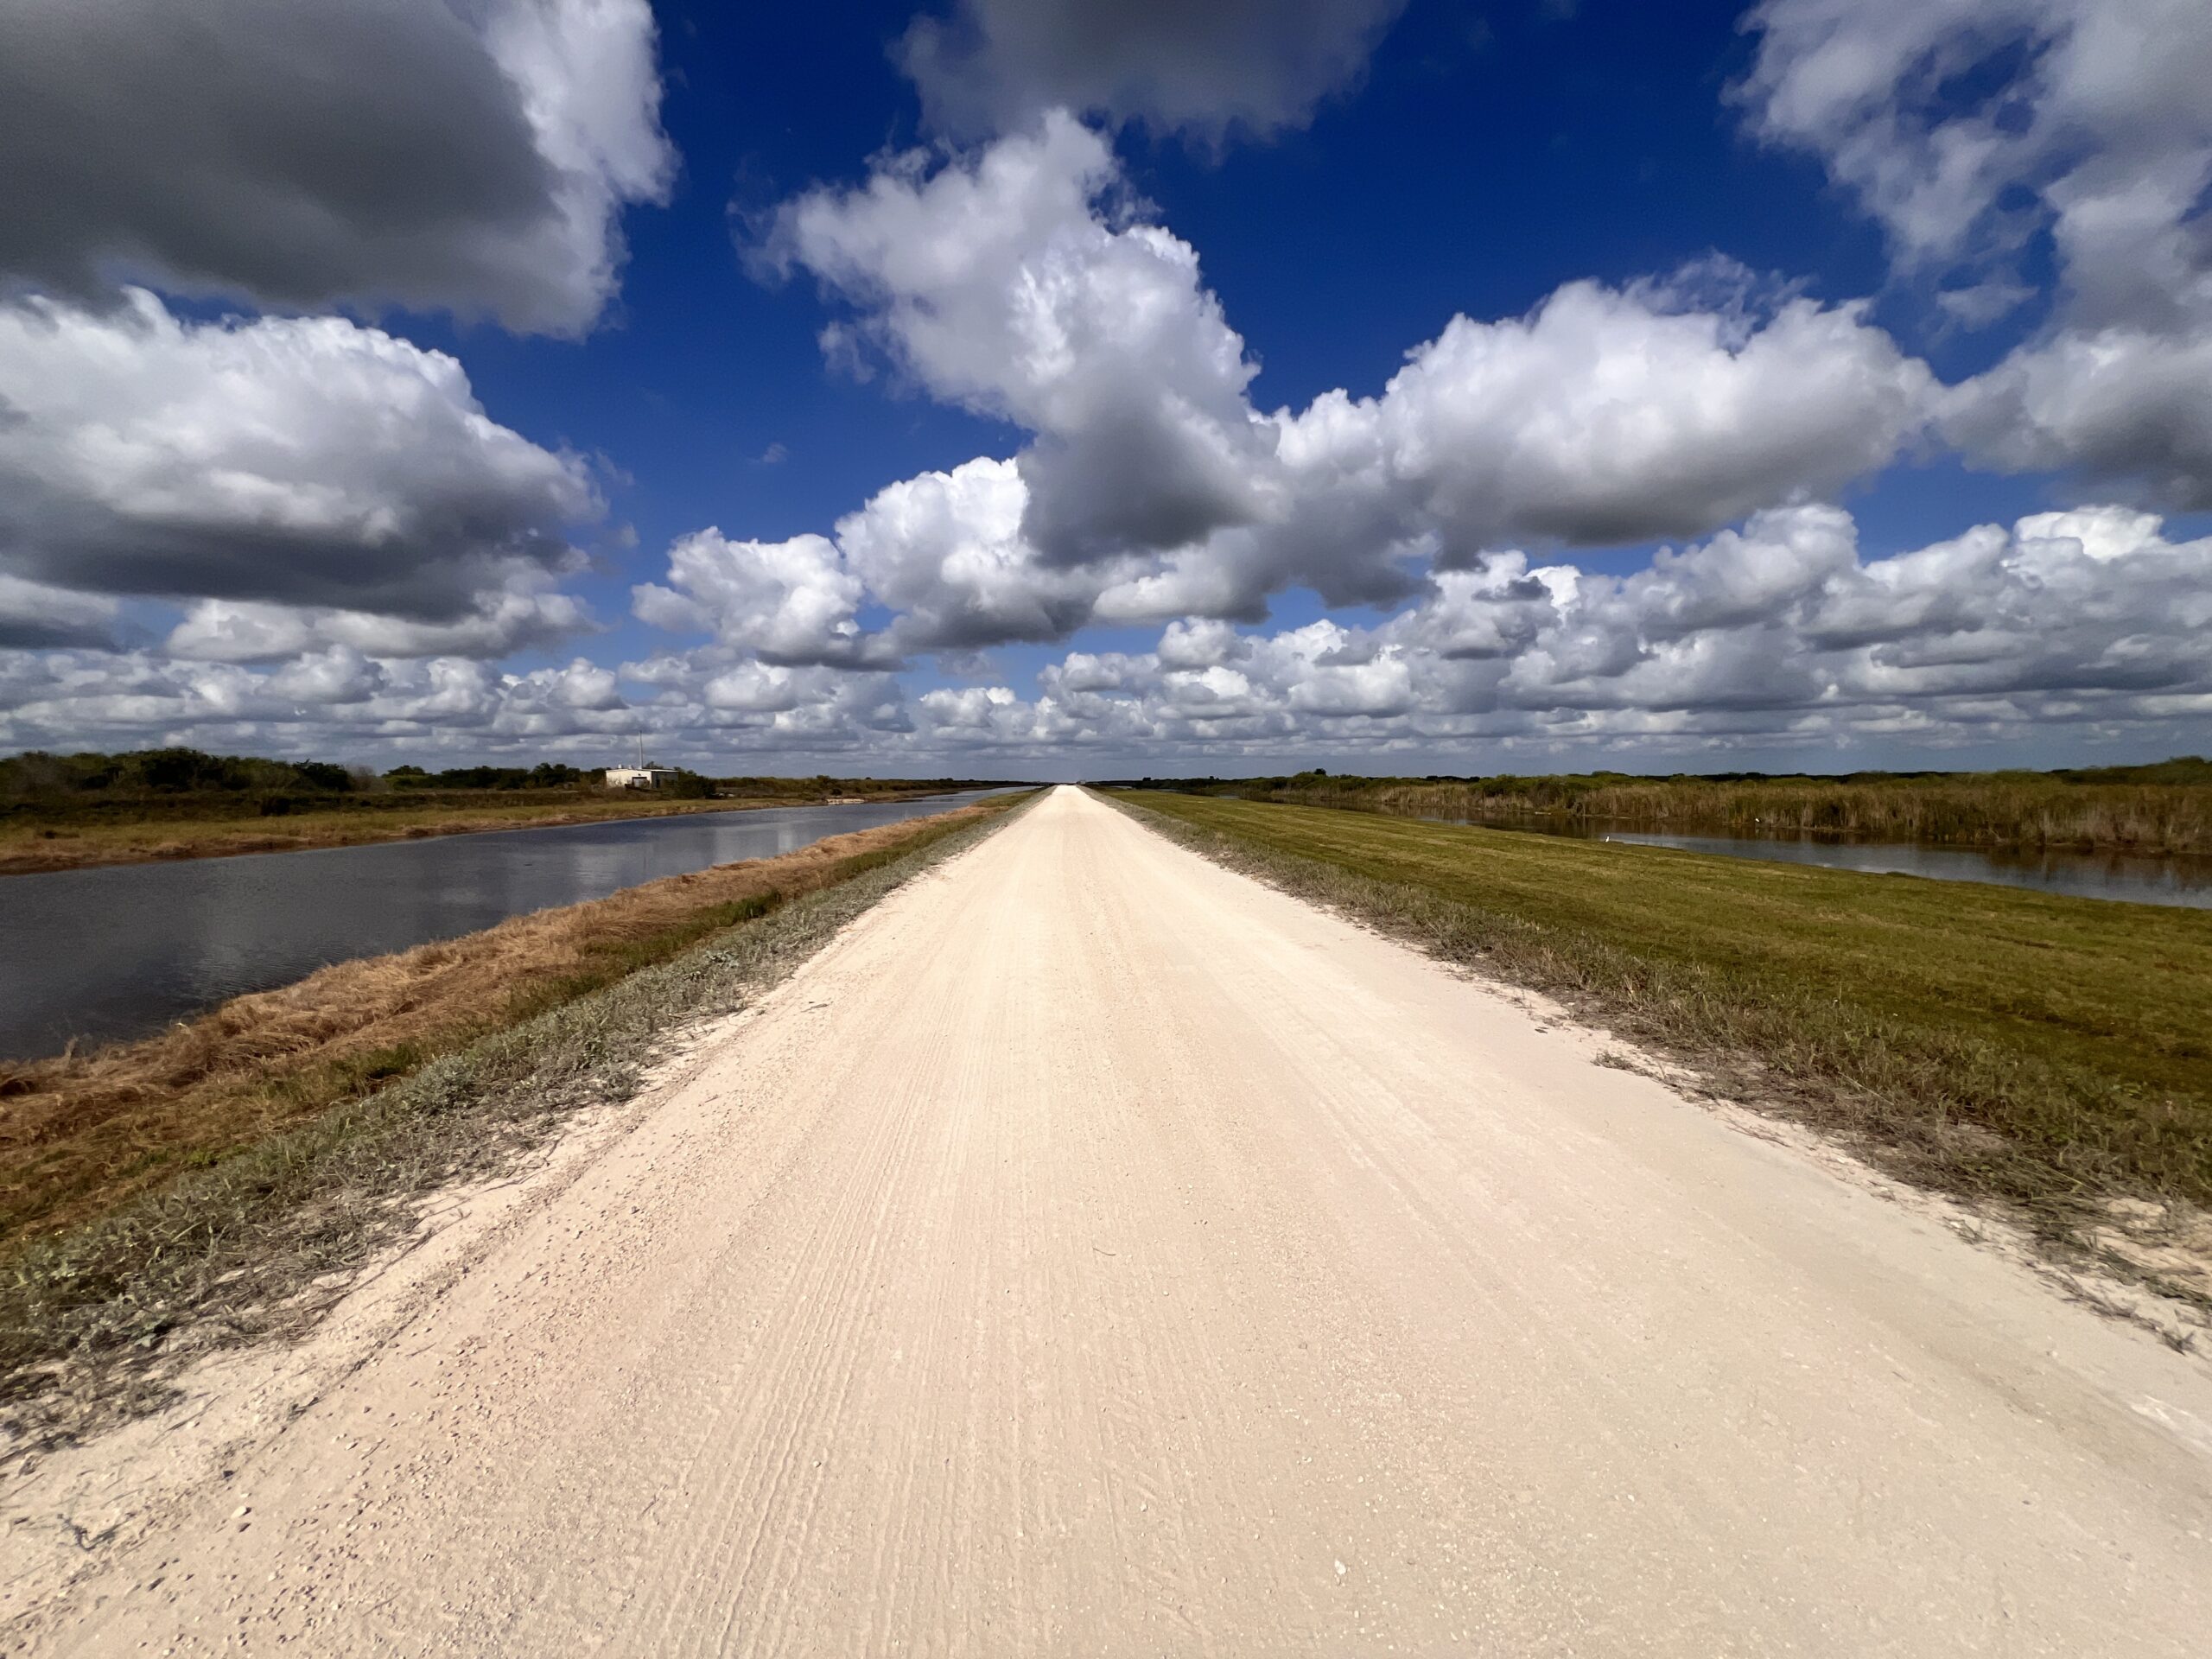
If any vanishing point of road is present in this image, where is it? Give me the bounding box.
[29,787,2212,1655]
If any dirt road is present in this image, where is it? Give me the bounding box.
[20,786,2212,1654]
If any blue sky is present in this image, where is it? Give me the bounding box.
[1,0,2208,776]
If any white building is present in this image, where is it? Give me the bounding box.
[605,766,680,790]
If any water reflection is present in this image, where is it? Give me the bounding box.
[1,792,1010,1060]
[1599,830,2212,908]
[1419,814,2212,910]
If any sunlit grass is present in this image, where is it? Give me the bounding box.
[1109,791,2212,1246]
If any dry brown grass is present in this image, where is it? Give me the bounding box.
[0,802,1009,1252]
[1,796,1032,1439]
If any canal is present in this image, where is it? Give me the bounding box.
[1,791,1011,1060]
[1417,815,2212,909]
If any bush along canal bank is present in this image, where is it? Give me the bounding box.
[0,792,1033,1443]
[1103,790,2212,1317]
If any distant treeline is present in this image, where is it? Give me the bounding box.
[709,774,999,799]
[1,747,365,799]
[1100,758,2212,854]
[0,749,611,802]
[384,762,601,791]
[0,747,1009,810]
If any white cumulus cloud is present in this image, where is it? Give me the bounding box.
[1742,0,2212,505]
[632,530,871,666]
[0,0,674,335]
[735,120,1942,659]
[898,504,2212,764]
[0,291,600,632]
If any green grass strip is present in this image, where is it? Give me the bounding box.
[1107,791,2212,1265]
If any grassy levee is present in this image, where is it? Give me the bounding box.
[0,793,1032,1439]
[0,780,988,875]
[1106,791,2212,1281]
[0,791,744,874]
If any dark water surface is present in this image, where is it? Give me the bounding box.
[1,791,1011,1060]
[1423,814,2212,910]
[1600,830,2212,908]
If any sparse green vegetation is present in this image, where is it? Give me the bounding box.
[1106,791,2212,1281]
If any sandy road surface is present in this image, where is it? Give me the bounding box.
[19,785,2212,1655]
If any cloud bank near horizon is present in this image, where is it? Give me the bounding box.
[0,2,2207,772]
[7,502,2206,772]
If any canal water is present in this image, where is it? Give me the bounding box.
[0,791,1011,1061]
[1599,830,2212,909]
[1423,816,2212,910]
